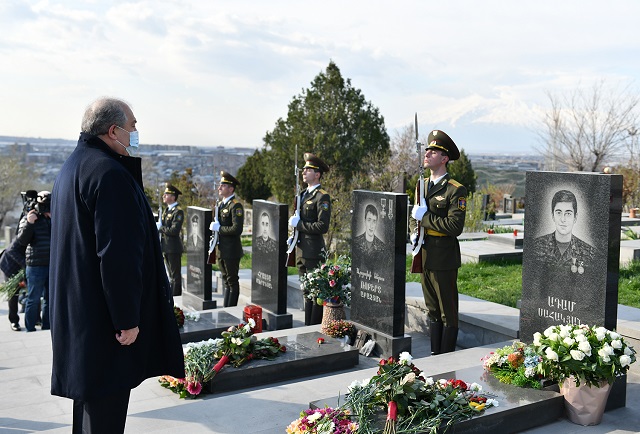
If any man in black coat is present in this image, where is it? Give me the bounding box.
[49,97,184,434]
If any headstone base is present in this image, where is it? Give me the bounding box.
[204,331,359,394]
[178,309,242,344]
[263,309,293,331]
[181,290,217,311]
[353,322,411,359]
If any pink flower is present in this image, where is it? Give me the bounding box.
[329,280,336,287]
[186,381,203,396]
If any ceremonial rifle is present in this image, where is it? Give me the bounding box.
[286,144,301,266]
[410,113,425,273]
[207,177,220,264]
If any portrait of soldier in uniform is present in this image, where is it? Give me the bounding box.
[352,203,386,265]
[531,189,596,274]
[255,211,277,254]
[187,214,205,252]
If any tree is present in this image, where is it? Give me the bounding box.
[448,149,477,194]
[236,149,272,203]
[0,155,36,229]
[263,61,390,202]
[538,80,640,172]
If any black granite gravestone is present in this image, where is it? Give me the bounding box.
[520,172,623,342]
[183,206,216,310]
[251,200,292,330]
[350,190,410,358]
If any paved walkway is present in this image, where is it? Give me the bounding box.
[1,289,639,433]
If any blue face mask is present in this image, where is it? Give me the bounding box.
[115,125,140,156]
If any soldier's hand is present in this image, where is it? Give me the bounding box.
[156,221,162,230]
[210,220,220,232]
[411,205,428,221]
[410,233,418,245]
[288,215,300,228]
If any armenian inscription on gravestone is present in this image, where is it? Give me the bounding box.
[520,172,622,342]
[251,201,291,330]
[183,206,215,310]
[351,190,408,338]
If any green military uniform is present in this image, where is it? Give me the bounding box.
[415,130,467,354]
[216,172,244,307]
[255,235,277,255]
[292,153,331,325]
[159,184,184,296]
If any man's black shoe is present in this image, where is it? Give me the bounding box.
[11,323,21,331]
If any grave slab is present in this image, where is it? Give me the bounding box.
[179,310,241,344]
[203,331,359,393]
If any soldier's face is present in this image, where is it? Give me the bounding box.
[163,193,176,205]
[365,211,378,238]
[552,202,576,236]
[302,167,320,185]
[424,149,448,170]
[260,215,270,240]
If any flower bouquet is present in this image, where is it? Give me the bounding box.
[532,324,637,387]
[482,341,543,389]
[286,407,359,434]
[174,306,185,328]
[301,254,351,306]
[344,352,498,434]
[322,319,356,340]
[0,268,26,300]
[159,319,287,398]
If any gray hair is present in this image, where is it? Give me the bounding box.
[81,97,129,135]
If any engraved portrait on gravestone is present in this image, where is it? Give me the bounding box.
[187,214,205,252]
[254,211,277,254]
[352,203,387,266]
[531,189,596,276]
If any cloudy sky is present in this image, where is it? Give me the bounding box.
[1,0,639,154]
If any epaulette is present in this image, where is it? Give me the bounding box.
[448,179,463,188]
[318,188,329,195]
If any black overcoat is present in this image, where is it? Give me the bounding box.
[49,133,184,400]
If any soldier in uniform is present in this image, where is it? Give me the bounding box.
[210,171,244,307]
[255,211,277,254]
[157,183,184,296]
[288,153,331,326]
[532,189,596,273]
[411,130,467,355]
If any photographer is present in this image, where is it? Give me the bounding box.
[16,190,52,332]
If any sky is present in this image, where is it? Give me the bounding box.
[1,0,640,154]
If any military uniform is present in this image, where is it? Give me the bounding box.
[352,233,386,266]
[159,184,184,296]
[255,236,277,255]
[532,233,596,270]
[292,154,331,325]
[415,130,467,354]
[215,172,244,307]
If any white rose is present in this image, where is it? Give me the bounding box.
[307,411,322,423]
[545,347,559,361]
[575,334,587,342]
[469,382,482,392]
[620,355,632,368]
[624,346,634,356]
[543,326,555,337]
[424,377,434,386]
[594,327,608,341]
[563,337,576,347]
[348,380,362,391]
[610,331,621,340]
[570,350,585,361]
[578,341,592,355]
[603,344,615,356]
[400,372,416,385]
[398,352,413,365]
[486,398,499,407]
[549,332,559,342]
[573,327,586,335]
[611,339,623,349]
[533,332,542,346]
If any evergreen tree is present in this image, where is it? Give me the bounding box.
[262,61,390,202]
[236,149,272,202]
[448,149,477,194]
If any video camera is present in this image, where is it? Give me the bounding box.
[20,190,51,215]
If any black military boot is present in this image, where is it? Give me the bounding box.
[223,285,231,307]
[441,326,459,353]
[429,319,443,355]
[227,284,240,307]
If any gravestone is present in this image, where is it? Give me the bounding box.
[520,172,623,342]
[251,200,292,330]
[503,194,515,214]
[182,206,216,310]
[350,190,410,358]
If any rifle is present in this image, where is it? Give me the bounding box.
[286,144,300,266]
[207,200,220,264]
[410,113,425,273]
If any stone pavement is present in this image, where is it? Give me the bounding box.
[1,288,639,433]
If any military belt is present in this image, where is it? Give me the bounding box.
[426,229,448,237]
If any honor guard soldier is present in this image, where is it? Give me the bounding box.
[411,130,467,355]
[158,183,184,296]
[210,171,244,307]
[288,153,331,326]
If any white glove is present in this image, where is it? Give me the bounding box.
[410,232,417,245]
[156,222,162,230]
[288,215,300,228]
[286,236,293,246]
[411,205,428,221]
[210,221,220,232]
